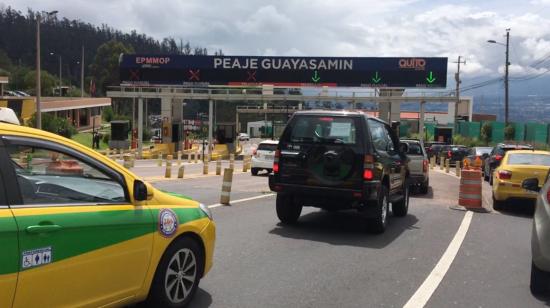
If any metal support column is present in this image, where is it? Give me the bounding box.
[419,101,425,142]
[208,100,213,155]
[138,97,143,157]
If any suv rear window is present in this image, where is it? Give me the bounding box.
[288,116,357,144]
[257,143,277,151]
[406,143,423,155]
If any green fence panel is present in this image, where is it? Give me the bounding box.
[491,121,505,143]
[400,124,409,137]
[512,123,525,142]
[526,123,548,144]
[425,123,436,139]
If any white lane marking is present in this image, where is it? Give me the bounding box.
[208,193,275,208]
[403,210,474,308]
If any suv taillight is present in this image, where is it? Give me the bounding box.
[546,188,550,204]
[448,150,452,158]
[364,154,374,181]
[495,155,503,161]
[273,150,280,173]
[423,159,429,172]
[252,149,258,156]
[497,170,512,180]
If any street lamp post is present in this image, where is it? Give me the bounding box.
[50,52,62,96]
[35,10,58,129]
[487,28,511,125]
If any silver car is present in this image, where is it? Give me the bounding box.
[522,171,550,294]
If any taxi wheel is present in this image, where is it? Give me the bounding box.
[276,193,302,224]
[492,194,505,211]
[368,185,389,234]
[147,237,204,308]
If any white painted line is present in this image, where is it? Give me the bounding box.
[403,211,474,308]
[208,193,275,208]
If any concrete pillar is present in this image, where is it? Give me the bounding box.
[379,102,390,123]
[390,102,401,123]
[161,89,172,144]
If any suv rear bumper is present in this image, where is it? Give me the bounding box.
[409,174,428,185]
[269,175,380,206]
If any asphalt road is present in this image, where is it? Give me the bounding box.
[150,169,549,308]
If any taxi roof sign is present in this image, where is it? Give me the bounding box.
[0,108,20,125]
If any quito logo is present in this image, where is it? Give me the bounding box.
[158,209,178,237]
[136,57,171,65]
[399,58,426,70]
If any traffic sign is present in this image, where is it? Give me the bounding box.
[120,55,447,88]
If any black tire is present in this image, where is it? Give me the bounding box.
[276,193,302,224]
[147,237,204,308]
[251,168,259,176]
[420,180,429,195]
[489,172,494,186]
[368,185,389,233]
[393,182,410,217]
[531,261,550,295]
[483,167,489,182]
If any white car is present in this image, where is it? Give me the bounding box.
[251,140,278,175]
[238,133,250,141]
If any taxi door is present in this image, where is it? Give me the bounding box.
[1,137,155,308]
[0,168,19,308]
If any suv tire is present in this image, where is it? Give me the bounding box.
[251,168,259,176]
[276,193,302,224]
[419,180,429,195]
[393,182,410,217]
[368,185,389,234]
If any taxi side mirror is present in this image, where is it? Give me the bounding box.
[522,178,540,193]
[134,180,154,201]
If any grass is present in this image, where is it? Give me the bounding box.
[71,132,109,150]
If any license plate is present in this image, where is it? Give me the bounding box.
[265,155,274,160]
[523,189,538,195]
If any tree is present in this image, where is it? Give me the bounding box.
[504,124,515,141]
[89,40,134,96]
[28,113,77,137]
[23,70,57,96]
[481,122,492,145]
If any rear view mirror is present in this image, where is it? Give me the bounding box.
[522,178,540,193]
[134,180,154,201]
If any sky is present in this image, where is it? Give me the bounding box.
[3,0,550,94]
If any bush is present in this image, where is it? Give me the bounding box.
[504,124,515,141]
[103,106,114,122]
[142,128,152,141]
[102,133,110,145]
[28,113,77,138]
[481,122,492,145]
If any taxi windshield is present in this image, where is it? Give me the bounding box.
[508,153,550,166]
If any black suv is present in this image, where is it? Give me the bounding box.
[483,143,534,184]
[269,110,410,233]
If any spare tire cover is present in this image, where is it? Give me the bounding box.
[306,145,356,186]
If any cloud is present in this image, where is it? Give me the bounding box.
[236,5,293,35]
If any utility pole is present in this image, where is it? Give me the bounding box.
[81,45,84,97]
[58,55,62,96]
[504,29,510,125]
[36,14,42,129]
[454,56,466,132]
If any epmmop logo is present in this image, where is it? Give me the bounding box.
[136,56,171,65]
[399,58,426,70]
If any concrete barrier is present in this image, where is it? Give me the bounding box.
[229,154,235,169]
[165,155,173,178]
[216,160,222,175]
[157,152,163,167]
[194,152,198,164]
[178,165,185,178]
[439,156,445,170]
[203,161,209,175]
[458,169,483,209]
[177,151,182,166]
[220,168,234,205]
[455,161,461,177]
[242,156,249,172]
[187,152,191,163]
[430,156,435,169]
[445,159,450,173]
[123,154,132,169]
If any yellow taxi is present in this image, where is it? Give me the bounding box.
[492,150,550,210]
[0,110,215,307]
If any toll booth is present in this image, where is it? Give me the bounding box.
[109,120,130,150]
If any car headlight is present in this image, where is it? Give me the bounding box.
[199,203,213,220]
